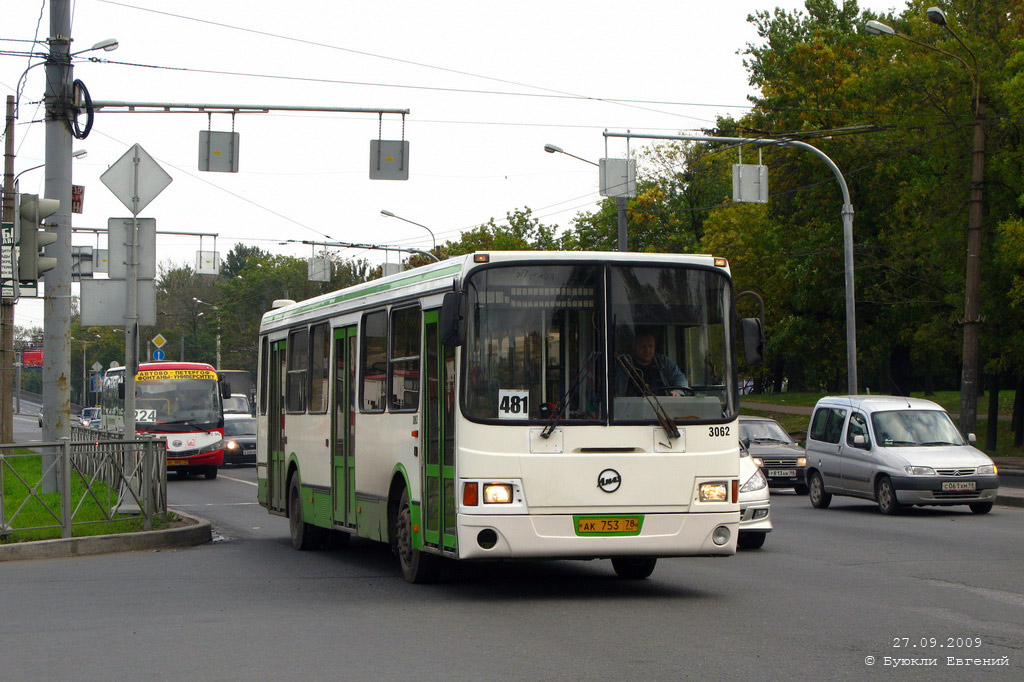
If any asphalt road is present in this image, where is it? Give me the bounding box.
[2,464,1022,681]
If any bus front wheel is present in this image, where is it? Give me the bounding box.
[611,557,657,579]
[395,488,441,584]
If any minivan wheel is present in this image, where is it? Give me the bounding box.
[808,471,831,508]
[876,476,902,515]
[969,501,993,515]
[793,483,809,495]
[737,532,766,550]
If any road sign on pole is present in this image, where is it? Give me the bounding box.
[153,349,165,361]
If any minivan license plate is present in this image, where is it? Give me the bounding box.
[941,481,976,492]
[769,469,796,477]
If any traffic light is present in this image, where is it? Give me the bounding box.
[17,193,60,281]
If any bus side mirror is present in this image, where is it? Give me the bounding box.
[118,382,125,400]
[220,379,232,399]
[440,292,465,347]
[740,317,764,366]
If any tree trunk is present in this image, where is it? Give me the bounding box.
[985,374,998,451]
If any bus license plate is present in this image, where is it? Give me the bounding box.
[576,516,641,535]
[167,459,188,466]
[769,469,796,477]
[942,481,976,492]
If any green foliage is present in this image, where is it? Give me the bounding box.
[443,207,560,255]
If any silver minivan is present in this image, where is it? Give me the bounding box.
[804,396,999,514]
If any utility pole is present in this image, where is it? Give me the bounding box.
[959,98,985,437]
[41,0,73,491]
[2,96,15,444]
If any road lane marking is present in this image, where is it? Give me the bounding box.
[219,474,258,487]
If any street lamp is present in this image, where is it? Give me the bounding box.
[13,149,87,185]
[194,298,221,367]
[380,210,438,259]
[544,142,629,251]
[866,10,985,436]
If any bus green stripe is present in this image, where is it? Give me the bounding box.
[264,262,464,324]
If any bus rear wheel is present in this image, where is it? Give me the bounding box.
[288,475,321,551]
[611,557,657,579]
[395,488,440,584]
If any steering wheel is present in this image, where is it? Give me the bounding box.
[657,385,695,396]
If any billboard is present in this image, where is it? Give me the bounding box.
[22,347,44,368]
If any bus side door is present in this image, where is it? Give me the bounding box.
[332,325,357,527]
[268,339,287,512]
[422,310,457,555]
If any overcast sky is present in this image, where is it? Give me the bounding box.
[4,0,901,329]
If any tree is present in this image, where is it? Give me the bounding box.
[442,207,560,255]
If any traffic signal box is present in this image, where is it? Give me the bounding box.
[16,193,60,281]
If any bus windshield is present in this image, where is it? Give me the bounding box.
[135,374,222,430]
[463,262,735,424]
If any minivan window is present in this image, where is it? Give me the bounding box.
[871,410,965,447]
[809,407,847,444]
[847,411,870,447]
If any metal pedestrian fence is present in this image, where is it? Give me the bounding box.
[0,429,167,541]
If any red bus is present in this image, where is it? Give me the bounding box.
[101,362,230,479]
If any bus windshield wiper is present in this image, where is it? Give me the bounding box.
[540,352,598,439]
[616,355,680,441]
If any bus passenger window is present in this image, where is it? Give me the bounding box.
[308,323,330,414]
[390,306,420,412]
[361,310,388,412]
[286,328,308,413]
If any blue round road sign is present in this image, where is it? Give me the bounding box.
[153,349,165,361]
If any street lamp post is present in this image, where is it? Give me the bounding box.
[194,298,221,367]
[380,210,438,260]
[866,9,985,435]
[543,143,630,251]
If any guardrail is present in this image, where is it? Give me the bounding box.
[1,430,167,541]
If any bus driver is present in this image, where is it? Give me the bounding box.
[615,329,688,397]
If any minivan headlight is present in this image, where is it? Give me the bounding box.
[740,469,767,492]
[903,465,936,476]
[751,457,764,467]
[976,465,996,475]
[797,457,807,467]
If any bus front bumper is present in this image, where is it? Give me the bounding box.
[166,450,224,468]
[456,511,738,560]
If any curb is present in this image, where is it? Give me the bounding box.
[996,493,1024,510]
[0,509,212,562]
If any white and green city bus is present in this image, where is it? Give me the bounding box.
[256,251,763,582]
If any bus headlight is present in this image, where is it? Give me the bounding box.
[198,439,224,454]
[483,483,513,504]
[699,482,728,502]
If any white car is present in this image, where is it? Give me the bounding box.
[738,440,772,549]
